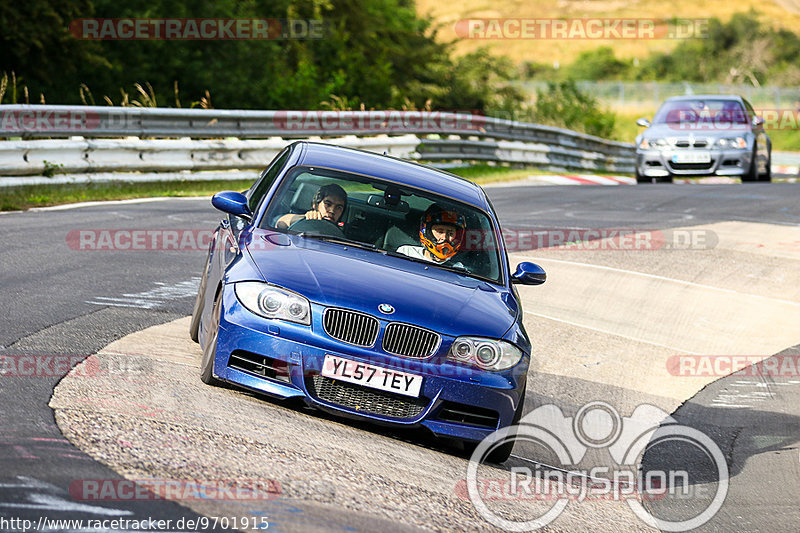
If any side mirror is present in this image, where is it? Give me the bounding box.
[636,118,651,128]
[511,262,546,285]
[752,116,764,127]
[212,191,252,220]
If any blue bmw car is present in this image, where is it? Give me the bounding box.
[190,142,546,462]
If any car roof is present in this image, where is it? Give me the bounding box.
[663,94,744,102]
[292,141,489,209]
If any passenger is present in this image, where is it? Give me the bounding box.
[276,183,347,230]
[398,204,466,265]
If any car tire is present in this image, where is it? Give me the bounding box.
[189,253,211,343]
[761,147,772,182]
[742,146,758,182]
[635,168,646,184]
[200,288,224,386]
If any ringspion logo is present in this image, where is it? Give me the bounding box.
[464,401,727,531]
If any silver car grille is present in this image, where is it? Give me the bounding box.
[675,139,708,148]
[382,323,440,359]
[323,308,379,347]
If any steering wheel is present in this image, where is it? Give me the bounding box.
[287,218,346,238]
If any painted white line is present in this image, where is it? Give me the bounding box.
[87,278,200,309]
[29,196,211,212]
[522,309,701,354]
[515,254,800,308]
[484,175,634,187]
[573,174,636,185]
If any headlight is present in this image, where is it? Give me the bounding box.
[716,137,747,149]
[639,138,668,150]
[447,337,524,371]
[234,282,311,325]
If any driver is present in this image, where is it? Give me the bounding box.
[398,204,466,265]
[276,183,347,230]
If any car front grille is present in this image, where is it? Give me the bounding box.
[308,374,428,419]
[323,308,379,347]
[674,139,708,148]
[382,323,440,358]
[669,162,714,171]
[228,350,291,383]
[436,401,500,429]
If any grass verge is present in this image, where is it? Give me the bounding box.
[2,165,636,211]
[0,179,256,212]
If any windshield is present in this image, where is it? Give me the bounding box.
[653,99,749,127]
[260,166,503,284]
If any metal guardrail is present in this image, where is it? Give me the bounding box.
[0,105,636,180]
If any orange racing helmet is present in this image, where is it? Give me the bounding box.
[419,205,466,261]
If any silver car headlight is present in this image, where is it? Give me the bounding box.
[447,337,524,371]
[716,137,747,149]
[234,282,311,325]
[639,138,668,150]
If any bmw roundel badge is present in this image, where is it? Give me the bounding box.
[378,303,395,314]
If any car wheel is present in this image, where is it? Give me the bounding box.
[635,168,646,184]
[200,288,223,386]
[742,146,758,182]
[188,253,211,343]
[761,147,772,182]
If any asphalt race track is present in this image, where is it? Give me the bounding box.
[1,182,799,532]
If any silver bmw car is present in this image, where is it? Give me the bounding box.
[635,95,771,183]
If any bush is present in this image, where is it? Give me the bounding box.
[529,81,616,138]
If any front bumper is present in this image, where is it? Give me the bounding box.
[209,285,527,443]
[636,148,752,177]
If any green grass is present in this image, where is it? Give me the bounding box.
[764,129,800,152]
[445,165,540,184]
[1,164,637,212]
[448,164,631,182]
[0,179,255,211]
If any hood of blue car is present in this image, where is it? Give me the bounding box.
[243,231,516,338]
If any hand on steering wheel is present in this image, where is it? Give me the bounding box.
[287,217,346,238]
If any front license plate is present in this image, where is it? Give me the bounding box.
[672,151,711,164]
[321,355,422,398]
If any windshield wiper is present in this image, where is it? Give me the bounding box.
[297,233,377,251]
